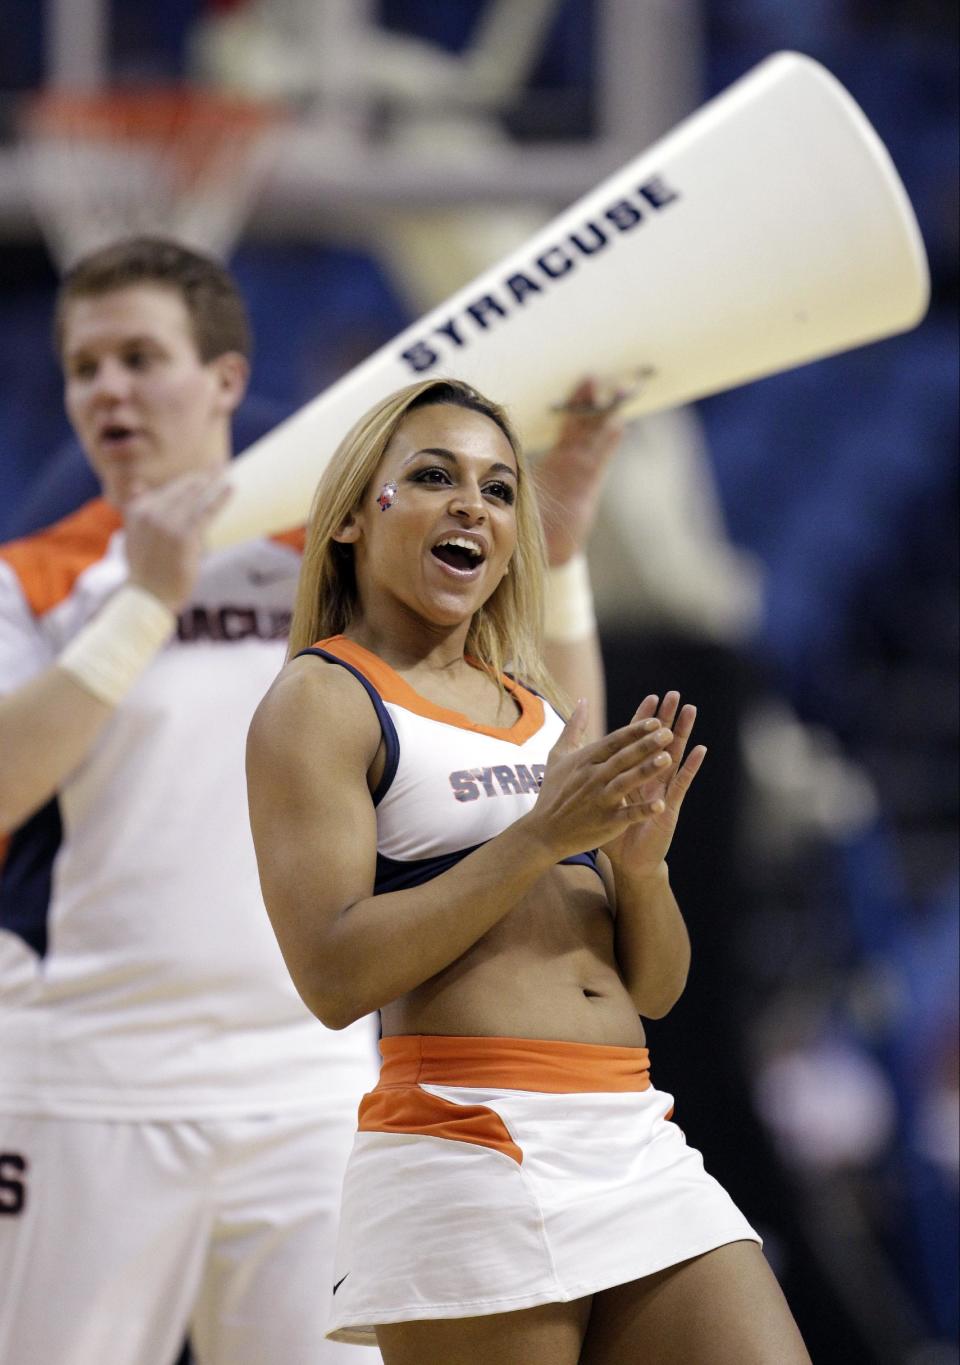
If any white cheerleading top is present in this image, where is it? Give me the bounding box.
[301,636,599,892]
[0,500,376,1120]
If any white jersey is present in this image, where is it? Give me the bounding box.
[302,636,600,893]
[0,500,377,1120]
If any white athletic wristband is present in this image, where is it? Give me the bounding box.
[58,584,176,706]
[543,553,596,644]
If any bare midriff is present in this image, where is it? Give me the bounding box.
[379,863,647,1048]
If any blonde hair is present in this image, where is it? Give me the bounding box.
[288,378,559,703]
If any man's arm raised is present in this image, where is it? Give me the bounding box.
[535,377,624,740]
[0,472,228,833]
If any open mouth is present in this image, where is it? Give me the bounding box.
[431,535,486,573]
[100,424,139,447]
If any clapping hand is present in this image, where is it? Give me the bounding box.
[601,692,706,880]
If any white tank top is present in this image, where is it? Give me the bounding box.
[303,636,600,894]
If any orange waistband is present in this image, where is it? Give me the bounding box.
[377,1034,651,1093]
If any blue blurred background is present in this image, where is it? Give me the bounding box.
[0,3,956,1361]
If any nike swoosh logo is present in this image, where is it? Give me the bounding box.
[247,569,294,586]
[332,1273,349,1294]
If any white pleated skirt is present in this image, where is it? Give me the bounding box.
[327,1034,759,1346]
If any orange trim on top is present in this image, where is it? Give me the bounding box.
[313,635,545,745]
[0,499,122,617]
[270,526,306,553]
[378,1035,651,1094]
[358,1084,523,1165]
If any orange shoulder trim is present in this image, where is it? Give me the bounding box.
[270,526,306,553]
[312,635,545,746]
[0,499,122,618]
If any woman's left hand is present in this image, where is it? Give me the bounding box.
[602,691,706,879]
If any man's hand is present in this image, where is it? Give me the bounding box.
[124,470,232,613]
[534,376,625,566]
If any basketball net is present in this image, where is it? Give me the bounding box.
[18,86,284,268]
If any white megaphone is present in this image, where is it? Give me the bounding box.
[208,51,929,549]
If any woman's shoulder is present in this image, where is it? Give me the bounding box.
[248,648,383,767]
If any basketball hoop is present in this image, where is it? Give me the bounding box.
[19,86,285,269]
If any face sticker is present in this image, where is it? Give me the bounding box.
[376,481,398,512]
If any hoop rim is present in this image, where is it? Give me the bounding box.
[19,84,287,266]
[20,84,284,142]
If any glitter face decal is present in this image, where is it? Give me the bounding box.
[376,482,398,511]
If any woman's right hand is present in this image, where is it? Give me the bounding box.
[524,700,675,859]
